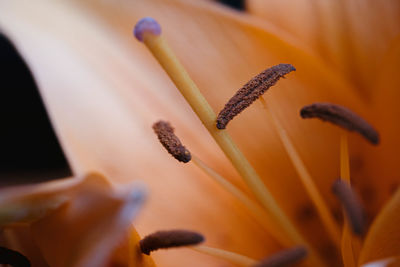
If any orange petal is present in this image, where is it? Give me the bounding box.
[0,0,372,265]
[362,257,400,267]
[30,172,151,267]
[0,176,83,225]
[246,0,400,99]
[359,188,400,264]
[355,37,400,217]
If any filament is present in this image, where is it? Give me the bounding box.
[191,155,289,246]
[191,245,257,266]
[261,97,341,247]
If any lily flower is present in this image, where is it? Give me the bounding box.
[0,0,399,266]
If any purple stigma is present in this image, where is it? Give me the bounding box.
[134,17,161,42]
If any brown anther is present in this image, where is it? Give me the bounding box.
[0,246,31,267]
[253,246,308,267]
[300,103,380,145]
[152,121,191,163]
[139,230,205,255]
[216,64,296,129]
[332,179,366,236]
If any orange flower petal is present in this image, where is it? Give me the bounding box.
[30,172,150,267]
[359,188,400,264]
[0,0,377,265]
[246,0,400,99]
[355,38,400,217]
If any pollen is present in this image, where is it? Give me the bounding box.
[332,179,366,236]
[252,246,308,267]
[300,103,380,145]
[152,121,192,163]
[216,64,296,129]
[139,230,205,255]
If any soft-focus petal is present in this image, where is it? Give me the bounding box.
[30,172,152,267]
[0,178,77,226]
[0,0,380,265]
[361,257,399,267]
[0,172,153,267]
[246,0,400,99]
[356,38,400,217]
[359,188,400,264]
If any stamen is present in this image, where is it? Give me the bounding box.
[133,17,161,42]
[191,246,257,266]
[135,19,324,266]
[300,103,380,145]
[340,133,350,183]
[191,155,289,246]
[152,121,191,163]
[261,98,341,247]
[139,230,204,255]
[0,246,31,267]
[339,132,361,266]
[216,64,296,129]
[252,246,308,267]
[332,179,366,236]
[152,121,289,245]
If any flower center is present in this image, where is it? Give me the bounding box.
[134,17,378,267]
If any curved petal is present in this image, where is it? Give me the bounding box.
[361,257,399,267]
[358,41,400,262]
[30,172,153,267]
[0,0,375,265]
[246,0,400,99]
[356,37,400,217]
[0,177,82,226]
[0,172,153,267]
[359,188,400,264]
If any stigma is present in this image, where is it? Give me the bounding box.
[133,17,162,42]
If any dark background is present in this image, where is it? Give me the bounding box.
[0,0,243,186]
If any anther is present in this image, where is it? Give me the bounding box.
[153,121,191,163]
[0,246,31,267]
[253,246,308,267]
[300,103,380,145]
[139,230,205,255]
[216,64,296,129]
[133,17,161,42]
[332,179,366,236]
